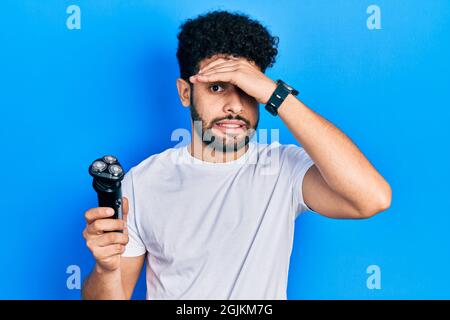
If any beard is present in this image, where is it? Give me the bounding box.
[189,100,258,153]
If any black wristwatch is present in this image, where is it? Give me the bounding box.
[265,79,299,116]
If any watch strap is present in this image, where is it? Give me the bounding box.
[265,79,299,116]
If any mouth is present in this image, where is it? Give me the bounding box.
[212,119,248,134]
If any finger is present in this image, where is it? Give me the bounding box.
[93,244,125,260]
[199,57,242,73]
[199,62,239,75]
[122,196,129,219]
[94,232,129,247]
[199,55,239,72]
[122,197,129,235]
[85,207,115,224]
[199,59,239,74]
[190,71,234,84]
[87,218,126,235]
[199,66,239,77]
[201,56,253,74]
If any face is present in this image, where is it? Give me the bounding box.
[181,54,260,153]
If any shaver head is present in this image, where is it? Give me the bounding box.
[89,155,125,188]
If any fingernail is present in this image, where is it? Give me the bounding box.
[108,208,114,215]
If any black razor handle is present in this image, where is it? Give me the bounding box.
[89,155,125,232]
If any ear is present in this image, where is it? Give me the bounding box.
[176,78,192,108]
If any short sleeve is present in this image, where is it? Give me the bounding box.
[281,144,316,219]
[121,169,147,257]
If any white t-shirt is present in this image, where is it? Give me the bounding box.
[121,141,315,300]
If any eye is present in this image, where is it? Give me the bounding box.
[209,83,224,93]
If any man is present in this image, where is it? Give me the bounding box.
[82,10,391,300]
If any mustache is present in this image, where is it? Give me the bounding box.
[209,115,251,128]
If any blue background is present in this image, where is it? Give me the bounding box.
[1,0,449,299]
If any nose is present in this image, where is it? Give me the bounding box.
[222,87,245,115]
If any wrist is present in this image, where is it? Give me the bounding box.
[94,263,120,276]
[262,80,278,105]
[276,92,298,116]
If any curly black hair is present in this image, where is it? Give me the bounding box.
[176,10,279,82]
